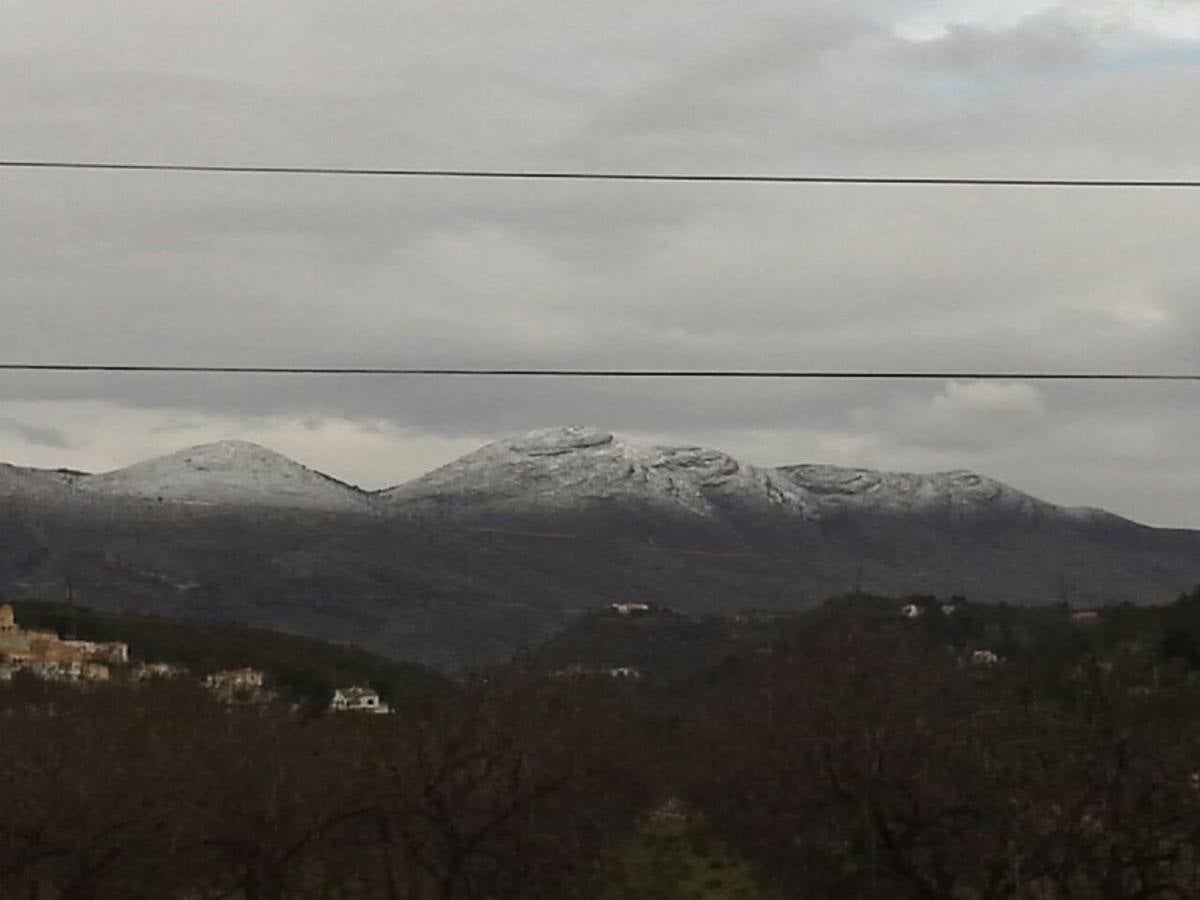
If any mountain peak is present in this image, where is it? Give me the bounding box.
[380,426,807,517]
[75,440,371,511]
[380,426,1073,524]
[506,426,615,456]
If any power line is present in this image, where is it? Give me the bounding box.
[3,159,1200,188]
[0,364,1198,380]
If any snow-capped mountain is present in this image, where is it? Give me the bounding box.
[378,426,812,518]
[0,427,1120,523]
[378,425,1097,525]
[73,440,373,512]
[1,426,1196,670]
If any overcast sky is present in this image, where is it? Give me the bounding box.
[2,0,1200,526]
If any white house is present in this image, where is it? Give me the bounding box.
[607,666,642,679]
[900,603,924,619]
[331,686,390,714]
[610,602,652,616]
[971,649,1002,666]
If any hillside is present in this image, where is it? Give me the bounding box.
[9,590,1200,898]
[525,605,784,683]
[7,600,452,707]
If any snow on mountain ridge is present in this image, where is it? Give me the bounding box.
[75,440,373,511]
[776,463,1043,515]
[379,426,812,517]
[0,428,1108,522]
[379,426,1093,523]
[0,462,79,499]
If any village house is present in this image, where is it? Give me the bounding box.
[607,666,642,679]
[204,667,269,703]
[971,649,1002,666]
[330,686,390,714]
[900,603,924,619]
[0,604,127,682]
[58,639,128,665]
[1071,610,1101,624]
[610,602,652,616]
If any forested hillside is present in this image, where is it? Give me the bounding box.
[7,588,1200,897]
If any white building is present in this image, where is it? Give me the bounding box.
[62,639,129,665]
[607,666,642,679]
[610,602,652,616]
[971,649,1002,666]
[900,603,924,619]
[331,686,390,714]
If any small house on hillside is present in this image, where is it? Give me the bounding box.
[204,668,269,703]
[900,603,924,619]
[1071,610,1101,624]
[331,686,390,714]
[971,649,1002,667]
[607,666,642,679]
[610,602,652,616]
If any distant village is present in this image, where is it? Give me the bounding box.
[898,596,1104,668]
[0,604,389,714]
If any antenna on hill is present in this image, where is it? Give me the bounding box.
[63,576,80,639]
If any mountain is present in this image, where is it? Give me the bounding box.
[74,440,374,512]
[1,427,1199,670]
[379,426,806,518]
[380,425,1101,525]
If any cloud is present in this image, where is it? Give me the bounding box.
[2,0,1200,527]
[0,416,69,449]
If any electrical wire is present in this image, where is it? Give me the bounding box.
[3,159,1200,188]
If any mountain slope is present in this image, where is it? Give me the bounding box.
[0,463,78,499]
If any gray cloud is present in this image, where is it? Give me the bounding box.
[0,416,69,449]
[2,0,1200,526]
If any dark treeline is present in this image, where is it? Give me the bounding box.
[7,588,1200,898]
